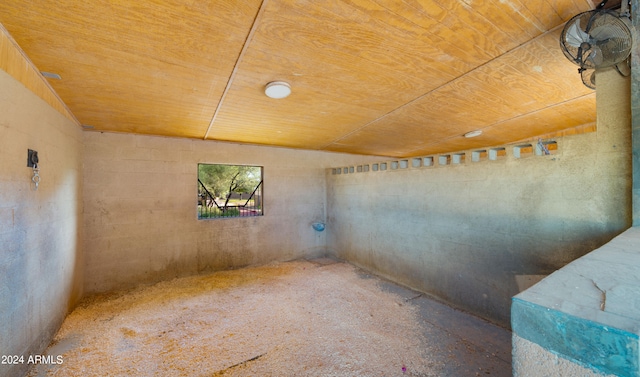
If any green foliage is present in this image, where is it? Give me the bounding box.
[221,208,241,217]
[198,164,262,219]
[198,206,240,219]
[198,164,261,199]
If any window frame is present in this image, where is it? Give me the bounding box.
[197,163,263,220]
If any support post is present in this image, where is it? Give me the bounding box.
[631,0,640,225]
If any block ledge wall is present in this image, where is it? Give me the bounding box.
[326,68,631,335]
[512,227,640,377]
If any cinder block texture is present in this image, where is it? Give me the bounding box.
[326,69,631,328]
[0,70,84,377]
[82,132,384,293]
[510,66,638,377]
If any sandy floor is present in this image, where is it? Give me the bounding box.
[28,259,443,376]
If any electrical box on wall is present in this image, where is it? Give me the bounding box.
[27,149,38,167]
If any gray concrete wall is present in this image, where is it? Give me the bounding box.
[631,0,640,226]
[510,29,638,377]
[83,132,383,293]
[326,67,631,328]
[0,70,84,377]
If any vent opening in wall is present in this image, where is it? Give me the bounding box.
[489,148,506,161]
[438,155,451,166]
[380,163,387,171]
[349,166,355,173]
[357,165,363,173]
[472,150,487,162]
[452,153,465,164]
[423,157,434,167]
[343,167,348,174]
[513,144,533,159]
[390,161,399,170]
[412,158,421,168]
[372,163,379,172]
[399,160,409,169]
[363,165,370,172]
[536,140,558,156]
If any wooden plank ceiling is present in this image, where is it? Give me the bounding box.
[0,0,595,157]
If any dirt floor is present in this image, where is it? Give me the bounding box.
[28,258,511,376]
[28,259,446,376]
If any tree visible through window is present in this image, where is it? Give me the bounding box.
[198,164,263,219]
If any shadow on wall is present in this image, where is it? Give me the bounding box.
[328,208,627,328]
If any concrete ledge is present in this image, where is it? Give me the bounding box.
[512,227,640,376]
[512,299,638,376]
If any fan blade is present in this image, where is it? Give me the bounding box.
[565,19,590,47]
[590,24,617,40]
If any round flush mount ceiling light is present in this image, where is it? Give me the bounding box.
[265,81,291,99]
[464,130,483,138]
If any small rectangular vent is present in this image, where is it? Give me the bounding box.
[41,71,62,80]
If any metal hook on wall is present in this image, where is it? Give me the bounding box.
[31,163,40,190]
[27,149,40,191]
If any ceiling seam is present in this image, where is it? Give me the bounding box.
[202,0,269,140]
[317,22,568,151]
[402,92,596,155]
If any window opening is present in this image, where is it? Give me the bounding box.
[198,164,263,219]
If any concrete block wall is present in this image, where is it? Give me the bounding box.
[83,132,384,294]
[511,68,638,376]
[0,70,84,377]
[326,67,632,328]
